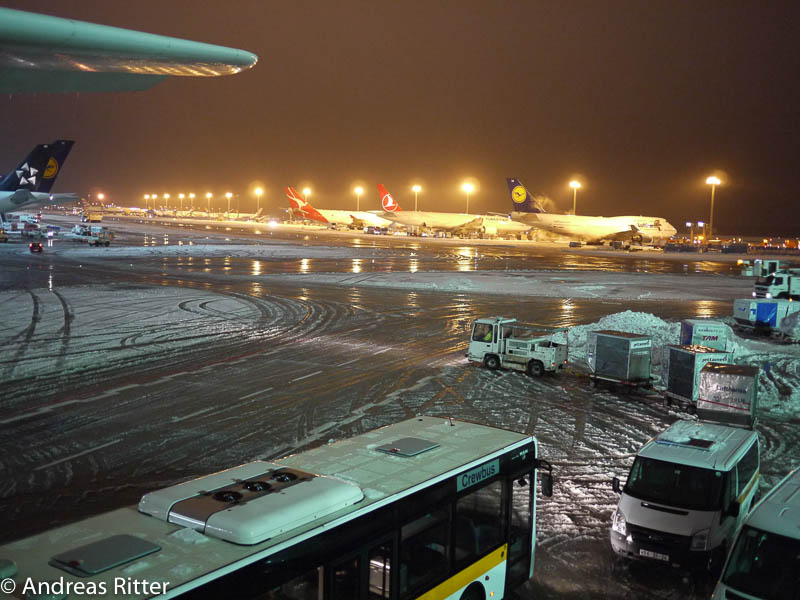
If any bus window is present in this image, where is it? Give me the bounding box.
[400,508,449,597]
[455,480,503,566]
[331,556,359,600]
[368,542,392,599]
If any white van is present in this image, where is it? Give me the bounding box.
[713,467,800,599]
[610,420,759,570]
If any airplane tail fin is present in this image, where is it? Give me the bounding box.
[37,140,75,193]
[506,178,546,213]
[377,184,402,212]
[0,143,52,192]
[284,186,327,223]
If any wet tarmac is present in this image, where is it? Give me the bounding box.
[0,217,796,600]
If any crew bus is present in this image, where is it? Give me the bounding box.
[2,416,553,600]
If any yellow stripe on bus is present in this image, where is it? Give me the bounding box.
[739,471,760,504]
[416,544,507,600]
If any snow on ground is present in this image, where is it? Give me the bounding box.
[258,270,751,301]
[56,243,374,260]
[551,310,800,417]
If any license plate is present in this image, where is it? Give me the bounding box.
[639,549,669,562]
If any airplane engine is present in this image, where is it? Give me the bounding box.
[482,225,498,236]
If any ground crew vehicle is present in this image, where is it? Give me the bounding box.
[610,420,759,571]
[68,224,114,246]
[753,268,800,299]
[466,316,568,376]
[0,416,553,600]
[714,466,800,599]
[28,241,43,253]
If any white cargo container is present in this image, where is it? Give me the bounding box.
[680,319,728,351]
[696,363,758,428]
[661,345,731,408]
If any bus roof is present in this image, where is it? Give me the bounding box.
[745,467,800,539]
[638,420,757,471]
[1,416,532,599]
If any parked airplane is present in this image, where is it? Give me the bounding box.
[507,178,677,243]
[285,187,392,229]
[377,184,531,237]
[0,140,77,221]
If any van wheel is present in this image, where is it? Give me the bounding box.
[460,582,485,600]
[527,360,544,377]
[484,355,500,370]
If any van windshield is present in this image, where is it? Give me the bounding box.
[623,457,724,511]
[722,525,800,600]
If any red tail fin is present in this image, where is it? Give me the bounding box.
[285,186,328,223]
[377,184,402,212]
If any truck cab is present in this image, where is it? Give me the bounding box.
[466,317,568,377]
[714,467,800,600]
[754,268,800,300]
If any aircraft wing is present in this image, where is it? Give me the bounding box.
[450,216,484,234]
[0,8,258,93]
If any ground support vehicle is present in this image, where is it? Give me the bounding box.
[67,224,114,246]
[466,316,568,377]
[610,420,760,572]
[734,298,800,334]
[0,416,553,600]
[28,241,43,253]
[753,268,800,300]
[0,229,7,243]
[714,466,800,600]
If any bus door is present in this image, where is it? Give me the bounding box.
[328,535,395,600]
[505,467,535,589]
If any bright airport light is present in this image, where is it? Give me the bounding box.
[705,176,721,240]
[97,193,105,201]
[226,191,233,213]
[255,187,263,211]
[354,186,363,211]
[569,180,581,215]
[412,184,421,211]
[461,182,474,214]
[303,187,311,201]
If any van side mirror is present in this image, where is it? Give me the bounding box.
[728,500,740,518]
[541,473,553,498]
[612,477,622,494]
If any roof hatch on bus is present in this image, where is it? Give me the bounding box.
[138,461,364,545]
[375,437,440,457]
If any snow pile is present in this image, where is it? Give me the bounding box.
[552,310,680,368]
[778,311,800,341]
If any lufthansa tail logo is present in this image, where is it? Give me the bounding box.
[511,186,527,204]
[44,158,59,179]
[381,194,397,212]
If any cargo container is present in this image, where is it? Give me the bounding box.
[661,344,730,407]
[733,298,800,333]
[587,330,652,385]
[696,363,758,428]
[680,319,728,351]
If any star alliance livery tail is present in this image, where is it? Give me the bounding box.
[506,178,546,214]
[0,144,52,192]
[37,140,75,194]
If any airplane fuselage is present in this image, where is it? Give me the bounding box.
[511,212,676,243]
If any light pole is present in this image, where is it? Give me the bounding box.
[698,221,706,243]
[164,193,170,210]
[144,194,150,210]
[152,194,158,210]
[569,180,581,215]
[303,187,311,203]
[189,193,195,210]
[226,192,232,214]
[206,192,212,214]
[255,187,263,213]
[354,186,363,211]
[705,176,721,240]
[686,221,693,244]
[412,184,421,211]
[461,182,474,214]
[179,193,185,212]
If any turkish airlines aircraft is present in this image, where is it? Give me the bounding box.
[377,184,531,236]
[285,187,392,229]
[507,178,677,243]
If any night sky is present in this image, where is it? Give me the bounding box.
[1,1,797,236]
